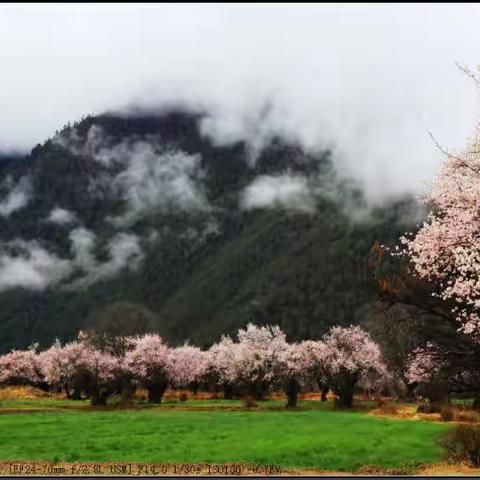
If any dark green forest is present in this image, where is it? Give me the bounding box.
[0,110,421,352]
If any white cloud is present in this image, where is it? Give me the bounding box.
[112,148,207,226]
[55,125,211,225]
[240,174,316,213]
[0,228,144,293]
[47,207,76,225]
[69,227,96,268]
[0,240,73,291]
[67,228,144,288]
[81,137,209,227]
[0,176,31,217]
[1,4,480,202]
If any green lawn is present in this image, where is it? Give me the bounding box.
[0,400,449,472]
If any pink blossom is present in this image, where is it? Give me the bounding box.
[405,342,442,386]
[124,334,170,383]
[401,127,480,336]
[0,344,43,386]
[207,324,290,397]
[319,326,387,406]
[168,344,207,388]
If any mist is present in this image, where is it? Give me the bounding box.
[241,174,316,214]
[0,227,144,293]
[1,4,480,201]
[0,176,31,217]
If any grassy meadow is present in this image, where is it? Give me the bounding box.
[0,394,451,473]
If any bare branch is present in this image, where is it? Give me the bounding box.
[456,62,480,88]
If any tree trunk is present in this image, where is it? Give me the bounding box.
[248,382,265,401]
[223,384,233,400]
[120,378,135,403]
[64,386,72,399]
[84,386,94,399]
[90,390,109,406]
[36,381,51,392]
[285,378,299,408]
[317,378,328,402]
[403,382,417,403]
[71,386,82,400]
[336,389,354,408]
[333,372,358,408]
[321,387,328,402]
[190,382,199,396]
[147,382,167,404]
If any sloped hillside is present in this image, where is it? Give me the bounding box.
[0,109,420,351]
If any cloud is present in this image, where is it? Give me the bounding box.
[46,207,76,225]
[69,227,96,268]
[101,233,143,277]
[67,230,144,288]
[241,174,316,213]
[1,4,480,203]
[55,124,211,225]
[106,143,209,227]
[178,220,222,246]
[0,176,31,217]
[0,228,144,293]
[0,240,73,291]
[66,228,143,288]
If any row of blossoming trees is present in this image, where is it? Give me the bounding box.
[0,324,389,408]
[4,108,480,410]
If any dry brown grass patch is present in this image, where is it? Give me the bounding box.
[0,386,64,401]
[418,461,480,475]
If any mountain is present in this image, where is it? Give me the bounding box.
[0,109,420,352]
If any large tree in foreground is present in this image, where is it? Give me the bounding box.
[401,122,480,337]
[404,339,480,405]
[396,91,480,403]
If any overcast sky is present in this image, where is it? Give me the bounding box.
[1,3,480,199]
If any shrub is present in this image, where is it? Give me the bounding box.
[375,400,401,415]
[243,396,257,408]
[438,404,478,423]
[415,381,450,404]
[417,402,443,414]
[455,409,478,423]
[179,392,188,402]
[441,424,480,467]
[439,405,455,422]
[417,403,434,414]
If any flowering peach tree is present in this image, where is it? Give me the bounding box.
[40,334,121,405]
[278,341,319,407]
[320,326,387,407]
[401,126,480,337]
[168,343,207,394]
[207,324,290,400]
[124,333,171,403]
[0,344,44,388]
[0,325,388,407]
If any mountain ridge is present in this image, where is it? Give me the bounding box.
[0,109,419,352]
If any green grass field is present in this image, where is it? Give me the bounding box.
[0,399,449,472]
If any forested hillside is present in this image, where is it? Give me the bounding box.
[0,109,421,351]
